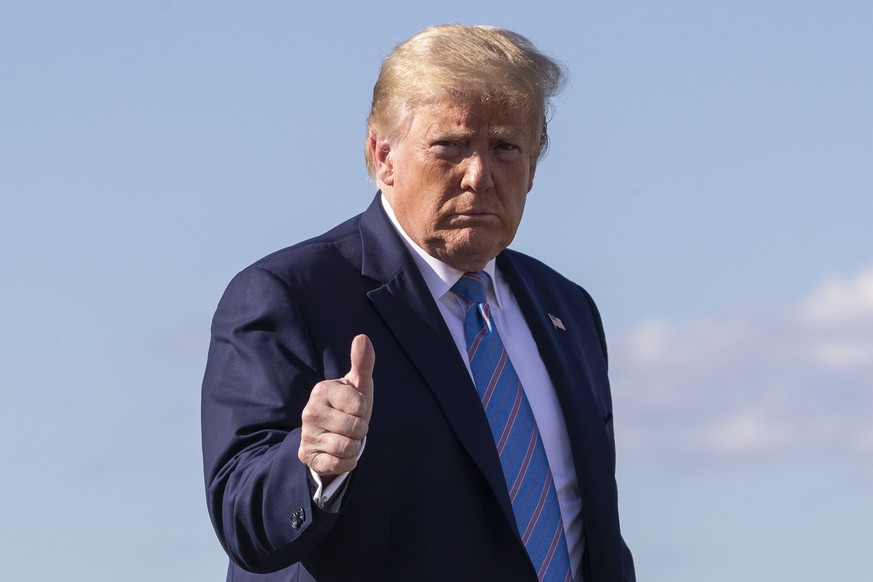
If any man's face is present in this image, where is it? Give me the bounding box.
[372,100,538,273]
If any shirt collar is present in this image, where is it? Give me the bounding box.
[380,194,502,308]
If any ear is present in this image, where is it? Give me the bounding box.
[370,134,395,186]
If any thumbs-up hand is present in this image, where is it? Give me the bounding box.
[298,335,375,480]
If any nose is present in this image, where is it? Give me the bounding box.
[459,152,494,193]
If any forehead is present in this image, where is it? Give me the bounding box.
[409,99,533,137]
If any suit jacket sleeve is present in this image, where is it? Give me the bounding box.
[201,264,343,573]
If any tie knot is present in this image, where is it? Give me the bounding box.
[451,271,490,305]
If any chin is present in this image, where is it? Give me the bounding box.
[444,243,505,272]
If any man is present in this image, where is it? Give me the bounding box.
[202,25,635,581]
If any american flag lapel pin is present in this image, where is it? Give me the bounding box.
[548,313,566,331]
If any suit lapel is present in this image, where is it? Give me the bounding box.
[358,198,518,534]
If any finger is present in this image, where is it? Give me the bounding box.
[303,451,360,477]
[307,378,365,416]
[324,382,369,419]
[345,334,375,408]
[306,402,369,439]
[306,431,363,461]
[298,417,364,473]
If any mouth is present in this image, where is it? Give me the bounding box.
[451,206,494,216]
[447,212,498,226]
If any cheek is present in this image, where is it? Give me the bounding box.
[398,191,444,240]
[504,190,528,227]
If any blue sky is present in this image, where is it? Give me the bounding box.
[2,1,871,580]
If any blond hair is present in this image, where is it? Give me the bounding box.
[365,25,566,177]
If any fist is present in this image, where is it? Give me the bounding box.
[298,335,375,478]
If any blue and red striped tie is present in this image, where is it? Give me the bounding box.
[452,271,573,582]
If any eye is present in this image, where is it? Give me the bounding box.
[494,141,521,155]
[431,140,463,158]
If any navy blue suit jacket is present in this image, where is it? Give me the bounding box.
[202,195,635,581]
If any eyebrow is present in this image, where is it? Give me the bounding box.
[426,124,524,142]
[489,125,523,140]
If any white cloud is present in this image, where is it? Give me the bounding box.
[611,267,873,462]
[801,269,873,327]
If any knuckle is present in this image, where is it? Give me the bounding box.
[312,379,332,393]
[336,436,360,459]
[301,406,317,424]
[310,382,335,405]
[346,391,367,416]
[347,417,369,439]
[311,453,335,474]
[325,434,349,458]
[301,420,327,443]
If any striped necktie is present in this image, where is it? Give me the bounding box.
[451,271,573,582]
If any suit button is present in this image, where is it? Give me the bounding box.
[290,507,306,529]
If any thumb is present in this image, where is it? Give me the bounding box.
[345,334,375,404]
